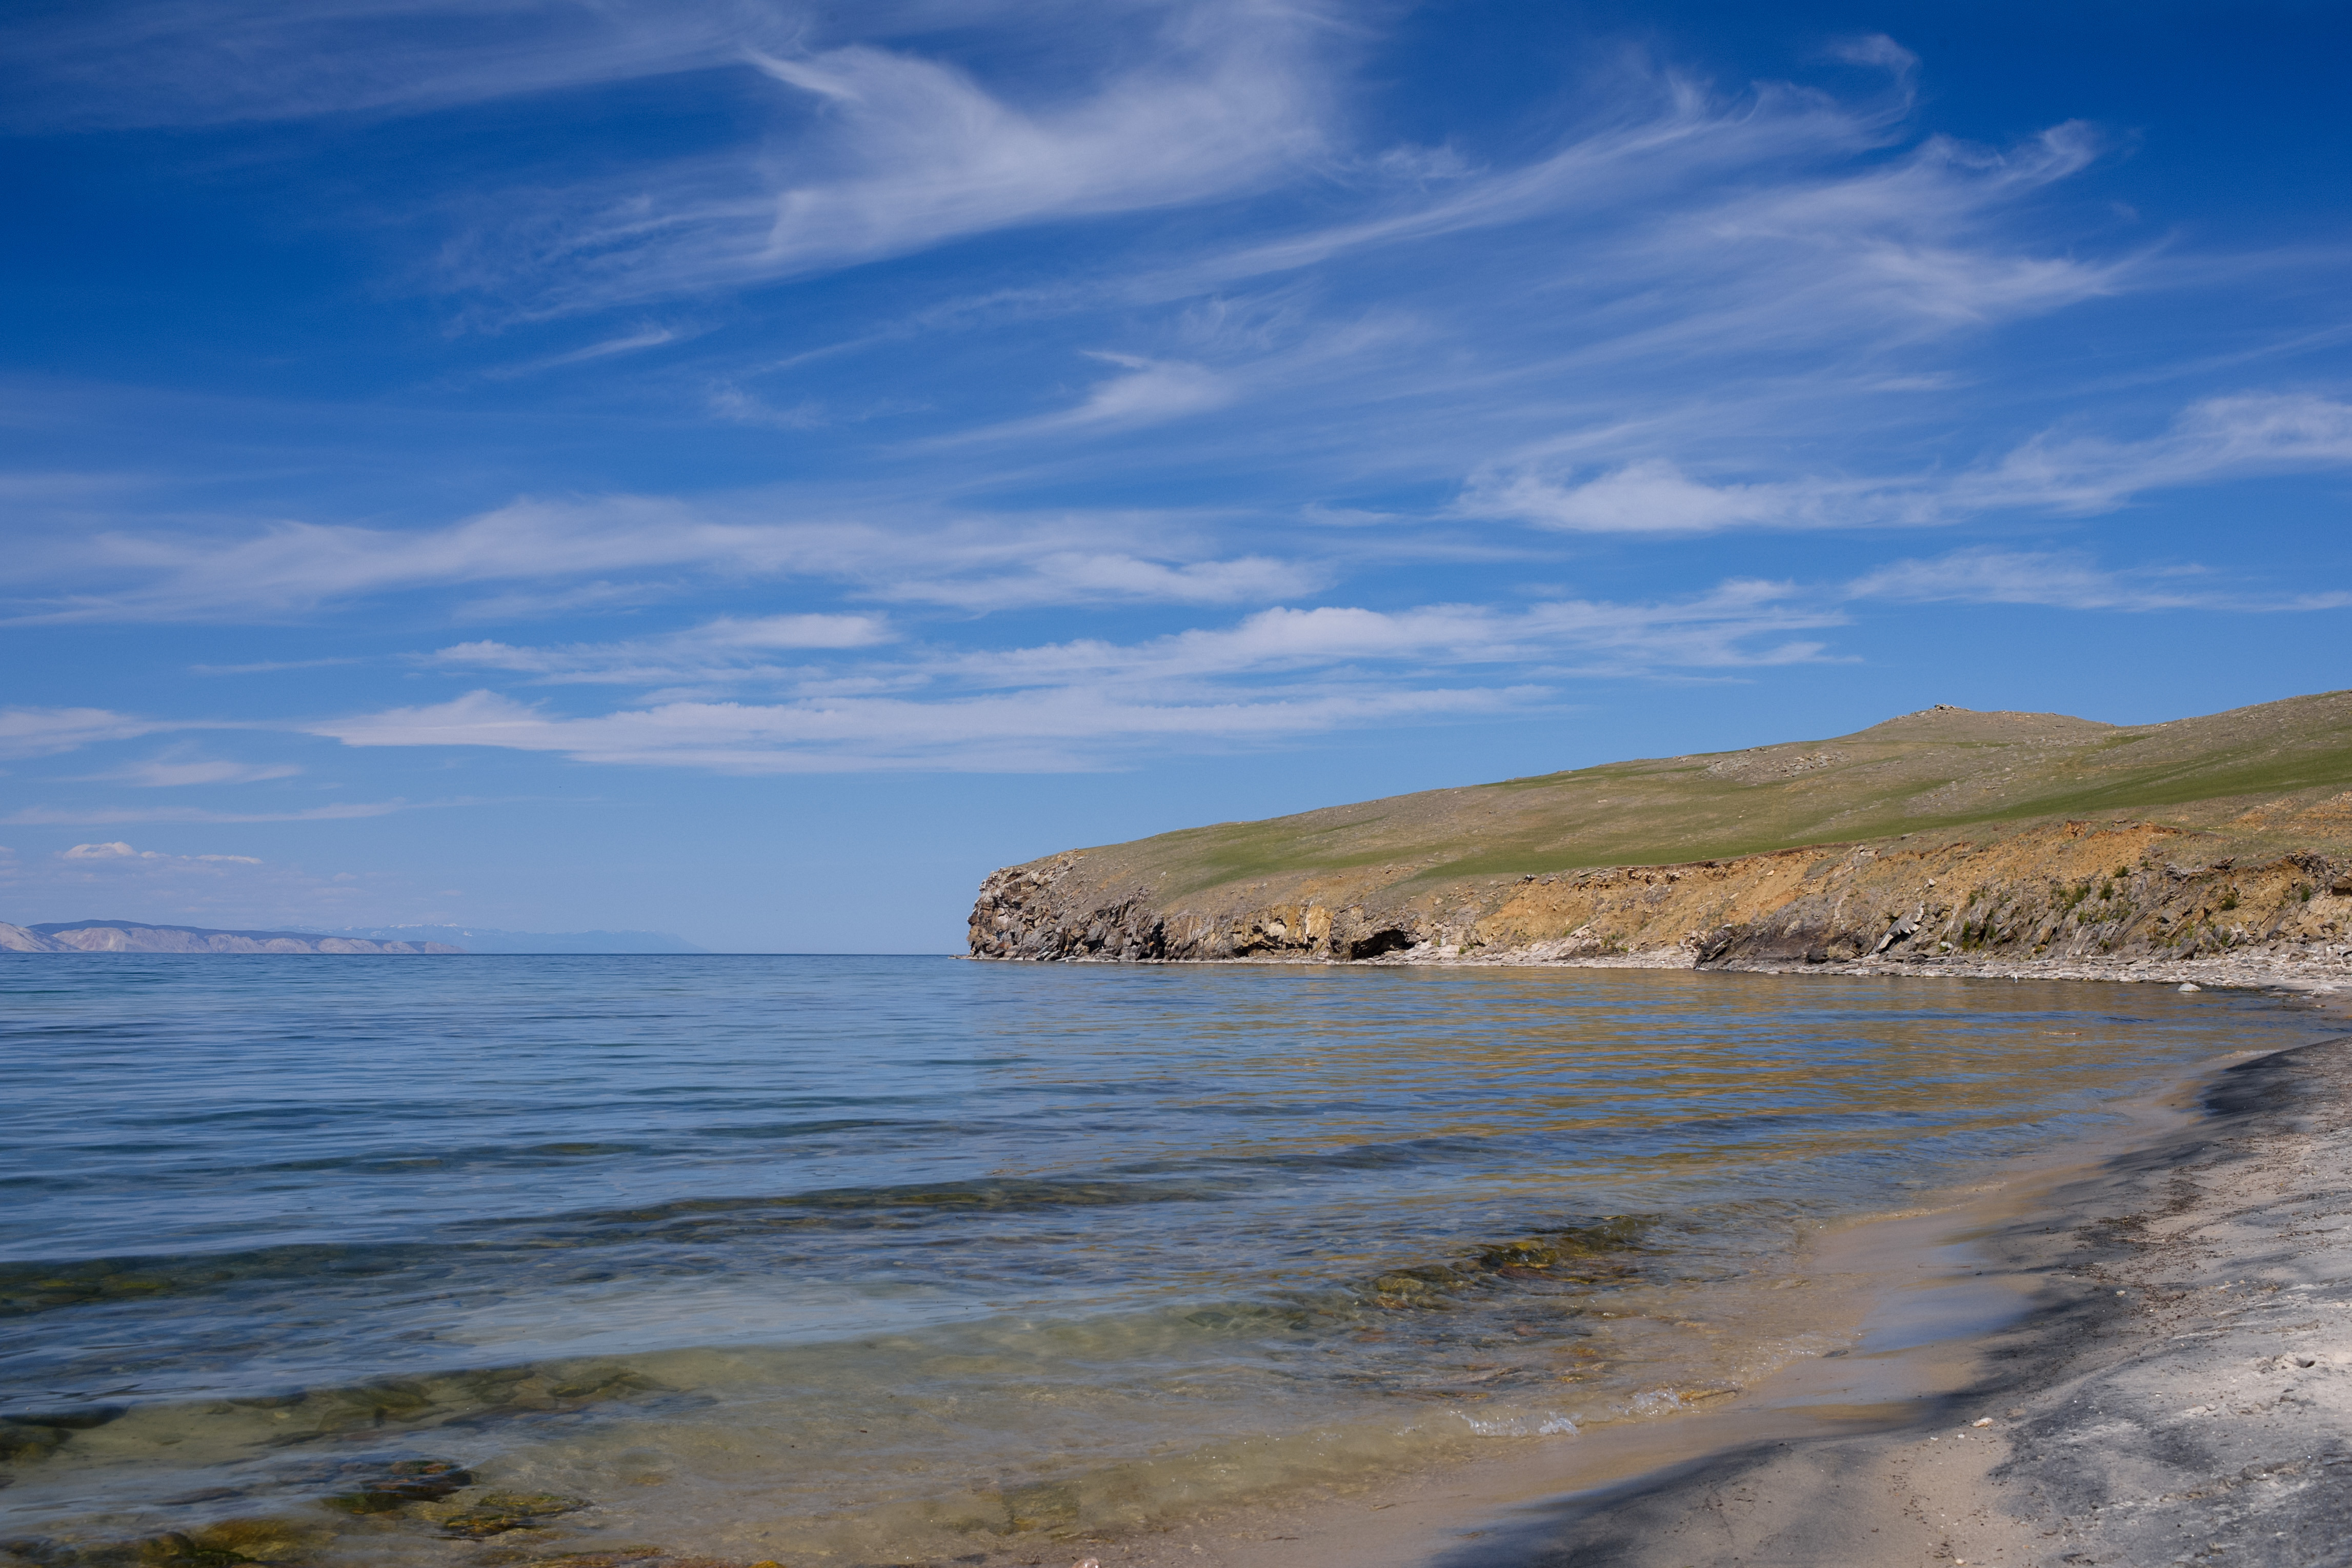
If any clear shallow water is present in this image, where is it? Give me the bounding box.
[0,957,2316,1565]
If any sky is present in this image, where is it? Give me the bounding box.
[2,0,2348,951]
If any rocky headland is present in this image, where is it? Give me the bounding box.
[0,919,464,954]
[969,691,2352,986]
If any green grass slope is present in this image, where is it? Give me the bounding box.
[1083,690,2352,898]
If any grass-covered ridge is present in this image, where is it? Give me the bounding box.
[1087,691,2352,899]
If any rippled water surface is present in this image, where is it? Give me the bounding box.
[0,957,2315,1564]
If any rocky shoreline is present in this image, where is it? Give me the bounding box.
[968,812,2352,988]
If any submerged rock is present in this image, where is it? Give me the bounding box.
[435,1494,590,1539]
[1,1517,331,1568]
[178,1520,330,1565]
[0,1422,71,1463]
[6,1408,126,1431]
[319,1458,473,1514]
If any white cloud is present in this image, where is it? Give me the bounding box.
[968,586,1837,688]
[0,1,785,129]
[444,5,1338,314]
[63,840,145,859]
[882,551,1322,611]
[427,613,894,686]
[308,685,1526,773]
[944,354,1236,442]
[1846,548,2352,613]
[307,580,1843,770]
[296,535,2352,775]
[1,707,170,758]
[56,840,253,863]
[1462,392,2352,534]
[708,386,830,430]
[1826,34,1921,76]
[1952,392,2352,514]
[16,495,1324,620]
[4,802,421,826]
[93,755,305,788]
[484,326,682,380]
[1457,459,1858,534]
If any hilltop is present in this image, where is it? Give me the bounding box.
[969,690,2352,970]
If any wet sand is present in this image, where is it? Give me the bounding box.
[1041,988,2352,1568]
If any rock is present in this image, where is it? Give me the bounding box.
[436,1494,590,1539]
[6,1407,127,1430]
[180,1520,329,1564]
[321,1459,473,1512]
[0,1422,71,1462]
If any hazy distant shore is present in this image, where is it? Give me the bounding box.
[0,919,463,955]
[0,919,710,954]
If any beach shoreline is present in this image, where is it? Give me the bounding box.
[1027,943,2352,997]
[1031,986,2352,1568]
[1429,991,2352,1568]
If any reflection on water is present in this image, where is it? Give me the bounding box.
[0,958,2311,1564]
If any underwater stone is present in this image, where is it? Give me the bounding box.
[6,1408,127,1431]
[319,1458,472,1513]
[435,1494,590,1539]
[182,1520,329,1564]
[0,1422,70,1462]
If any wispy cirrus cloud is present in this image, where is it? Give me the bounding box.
[0,0,787,129]
[311,580,1845,770]
[92,756,305,788]
[940,353,1236,442]
[6,495,1325,621]
[1,801,421,825]
[59,839,258,862]
[439,4,1341,315]
[301,540,2352,774]
[1846,548,2352,613]
[308,685,1529,774]
[1461,393,2352,533]
[1,707,175,758]
[483,325,684,380]
[428,612,894,686]
[1952,392,2352,514]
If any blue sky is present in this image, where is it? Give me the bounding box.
[3,0,2348,951]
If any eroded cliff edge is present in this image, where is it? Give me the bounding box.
[967,693,2352,973]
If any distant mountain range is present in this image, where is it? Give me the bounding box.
[0,919,463,954]
[0,920,709,955]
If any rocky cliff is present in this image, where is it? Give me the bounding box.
[0,920,465,954]
[968,692,2352,971]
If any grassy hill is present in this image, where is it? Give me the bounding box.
[1109,691,2352,896]
[970,690,2352,964]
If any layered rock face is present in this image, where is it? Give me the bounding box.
[970,815,2352,969]
[967,693,2352,971]
[0,920,464,954]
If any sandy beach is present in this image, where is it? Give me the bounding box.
[1035,982,2352,1568]
[1460,991,2352,1568]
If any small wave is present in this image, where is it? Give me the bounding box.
[1456,1409,1580,1437]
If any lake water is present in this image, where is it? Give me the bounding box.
[0,958,2317,1566]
